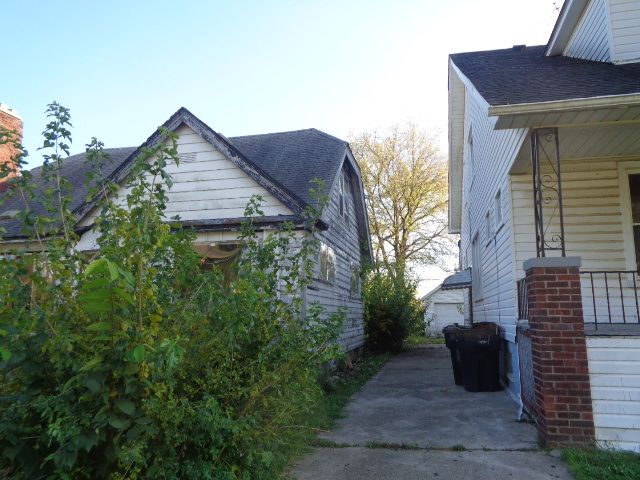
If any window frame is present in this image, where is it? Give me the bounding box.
[619,161,640,271]
[349,261,360,297]
[318,242,337,284]
[471,232,483,301]
[485,211,492,246]
[495,189,503,228]
[468,125,475,185]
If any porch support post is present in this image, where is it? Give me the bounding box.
[530,128,566,258]
[523,256,595,447]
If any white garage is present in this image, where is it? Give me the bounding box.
[422,286,465,336]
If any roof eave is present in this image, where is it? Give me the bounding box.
[448,59,475,235]
[489,92,640,120]
[545,0,589,56]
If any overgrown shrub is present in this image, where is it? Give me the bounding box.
[0,104,344,479]
[362,266,424,352]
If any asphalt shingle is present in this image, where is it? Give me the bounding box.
[450,45,640,106]
[0,129,347,238]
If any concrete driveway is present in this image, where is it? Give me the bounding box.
[290,345,572,480]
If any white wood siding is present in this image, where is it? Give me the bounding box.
[587,337,640,452]
[307,166,365,352]
[77,125,293,251]
[79,125,292,224]
[511,156,640,323]
[565,0,613,62]
[458,85,528,399]
[76,126,365,352]
[511,158,627,275]
[610,0,640,63]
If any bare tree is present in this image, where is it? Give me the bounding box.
[350,123,452,272]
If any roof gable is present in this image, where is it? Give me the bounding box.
[1,108,361,243]
[75,108,306,222]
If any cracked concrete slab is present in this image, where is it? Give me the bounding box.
[319,346,537,450]
[290,346,573,479]
[292,447,571,480]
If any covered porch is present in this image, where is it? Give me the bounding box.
[503,106,640,450]
[507,109,640,332]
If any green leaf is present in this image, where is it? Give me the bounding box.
[80,356,103,372]
[106,260,118,281]
[108,414,131,431]
[132,345,145,363]
[135,416,153,425]
[86,322,111,331]
[84,376,102,394]
[0,346,11,362]
[115,398,136,416]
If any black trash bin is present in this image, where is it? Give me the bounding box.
[458,322,503,392]
[442,324,463,386]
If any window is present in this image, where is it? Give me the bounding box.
[495,190,503,227]
[471,233,482,300]
[338,170,349,223]
[485,212,491,241]
[350,262,360,297]
[468,126,474,180]
[629,174,640,272]
[198,243,243,284]
[319,243,336,283]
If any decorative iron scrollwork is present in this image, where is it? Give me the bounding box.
[531,128,566,257]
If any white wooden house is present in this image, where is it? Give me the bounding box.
[421,284,464,336]
[448,0,640,451]
[0,108,372,353]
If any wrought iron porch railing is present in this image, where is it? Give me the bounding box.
[517,277,528,321]
[580,270,640,328]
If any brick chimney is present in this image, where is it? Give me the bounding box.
[0,103,23,184]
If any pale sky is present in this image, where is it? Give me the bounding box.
[2,0,562,294]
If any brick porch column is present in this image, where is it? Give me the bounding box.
[523,256,595,447]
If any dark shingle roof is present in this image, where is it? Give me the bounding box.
[450,45,640,106]
[0,147,136,238]
[0,128,348,238]
[230,129,347,207]
[441,268,471,290]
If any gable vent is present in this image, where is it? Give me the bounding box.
[178,152,197,163]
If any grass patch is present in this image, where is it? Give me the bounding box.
[282,352,389,477]
[312,352,390,429]
[405,334,445,348]
[563,447,640,480]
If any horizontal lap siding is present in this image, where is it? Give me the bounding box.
[77,127,365,352]
[565,0,612,62]
[610,0,640,63]
[587,336,640,452]
[78,125,292,230]
[459,88,527,399]
[511,159,626,277]
[306,167,365,352]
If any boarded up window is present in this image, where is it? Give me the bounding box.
[319,243,336,284]
[350,261,360,297]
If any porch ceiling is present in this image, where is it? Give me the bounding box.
[510,121,640,173]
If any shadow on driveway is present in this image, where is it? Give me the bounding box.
[291,346,572,480]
